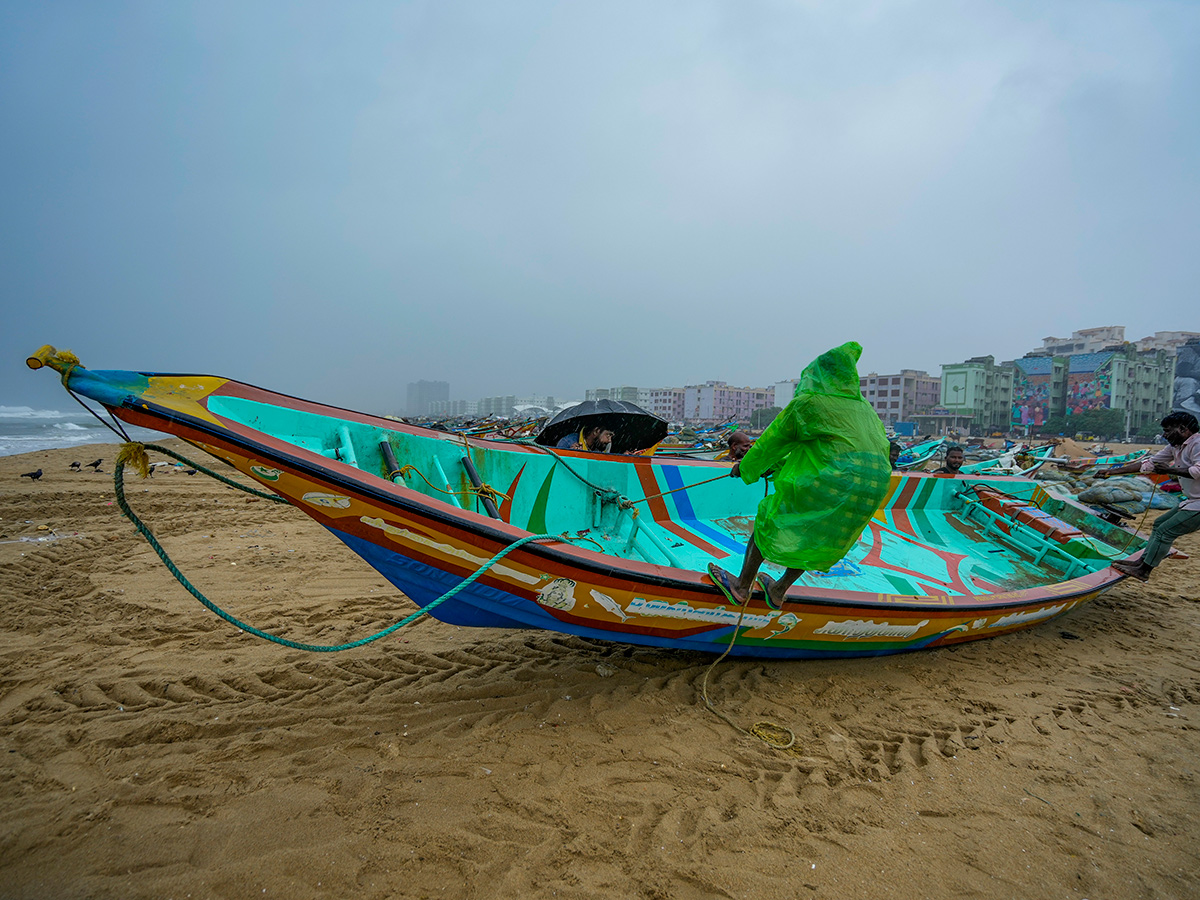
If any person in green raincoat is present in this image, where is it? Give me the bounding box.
[708,341,892,609]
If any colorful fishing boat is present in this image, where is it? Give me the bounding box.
[1048,448,1151,475]
[894,437,945,470]
[959,444,1056,477]
[27,347,1142,659]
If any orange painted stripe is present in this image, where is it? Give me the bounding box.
[499,463,526,524]
[634,464,728,559]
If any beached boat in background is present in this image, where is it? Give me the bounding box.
[894,437,945,470]
[960,444,1056,477]
[28,347,1141,659]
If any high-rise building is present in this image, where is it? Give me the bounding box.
[405,380,449,417]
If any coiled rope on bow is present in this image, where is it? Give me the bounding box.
[393,463,511,507]
[113,441,570,652]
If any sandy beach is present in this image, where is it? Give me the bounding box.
[2,440,1199,900]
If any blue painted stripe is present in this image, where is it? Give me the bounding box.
[660,466,748,555]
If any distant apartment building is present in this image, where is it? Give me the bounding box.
[405,380,449,417]
[646,388,685,423]
[427,399,471,417]
[859,370,941,425]
[682,381,772,424]
[476,395,518,417]
[1136,331,1200,355]
[940,356,1015,434]
[1032,326,1126,357]
[512,396,559,416]
[585,386,642,404]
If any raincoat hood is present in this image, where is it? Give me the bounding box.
[796,341,865,400]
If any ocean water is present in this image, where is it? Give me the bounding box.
[0,405,167,458]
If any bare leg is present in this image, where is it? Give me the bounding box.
[767,567,806,606]
[735,534,765,597]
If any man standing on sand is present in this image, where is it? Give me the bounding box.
[707,342,892,609]
[1098,411,1200,582]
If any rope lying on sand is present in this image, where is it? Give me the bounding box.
[112,442,574,653]
[113,441,797,751]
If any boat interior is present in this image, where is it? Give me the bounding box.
[209,395,1133,599]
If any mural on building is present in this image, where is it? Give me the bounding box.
[1013,353,1114,427]
[1012,359,1052,428]
[1175,340,1200,416]
[1065,368,1112,415]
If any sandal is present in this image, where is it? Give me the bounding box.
[756,572,782,610]
[1111,560,1150,583]
[707,563,745,607]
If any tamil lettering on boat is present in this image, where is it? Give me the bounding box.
[625,597,778,629]
[814,618,930,640]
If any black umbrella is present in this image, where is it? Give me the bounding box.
[535,400,668,453]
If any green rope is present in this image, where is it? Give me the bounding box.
[137,443,290,503]
[113,452,570,652]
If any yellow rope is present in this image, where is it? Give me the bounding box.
[116,441,151,479]
[396,463,511,505]
[700,601,797,752]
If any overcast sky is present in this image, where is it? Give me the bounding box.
[2,1,1197,415]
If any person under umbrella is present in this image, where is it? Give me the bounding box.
[556,425,614,453]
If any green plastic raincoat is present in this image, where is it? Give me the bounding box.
[738,341,891,571]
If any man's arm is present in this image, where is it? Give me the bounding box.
[1097,448,1169,479]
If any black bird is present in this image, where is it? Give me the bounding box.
[86,459,103,470]
[21,469,43,481]
[69,461,82,471]
[183,469,197,476]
